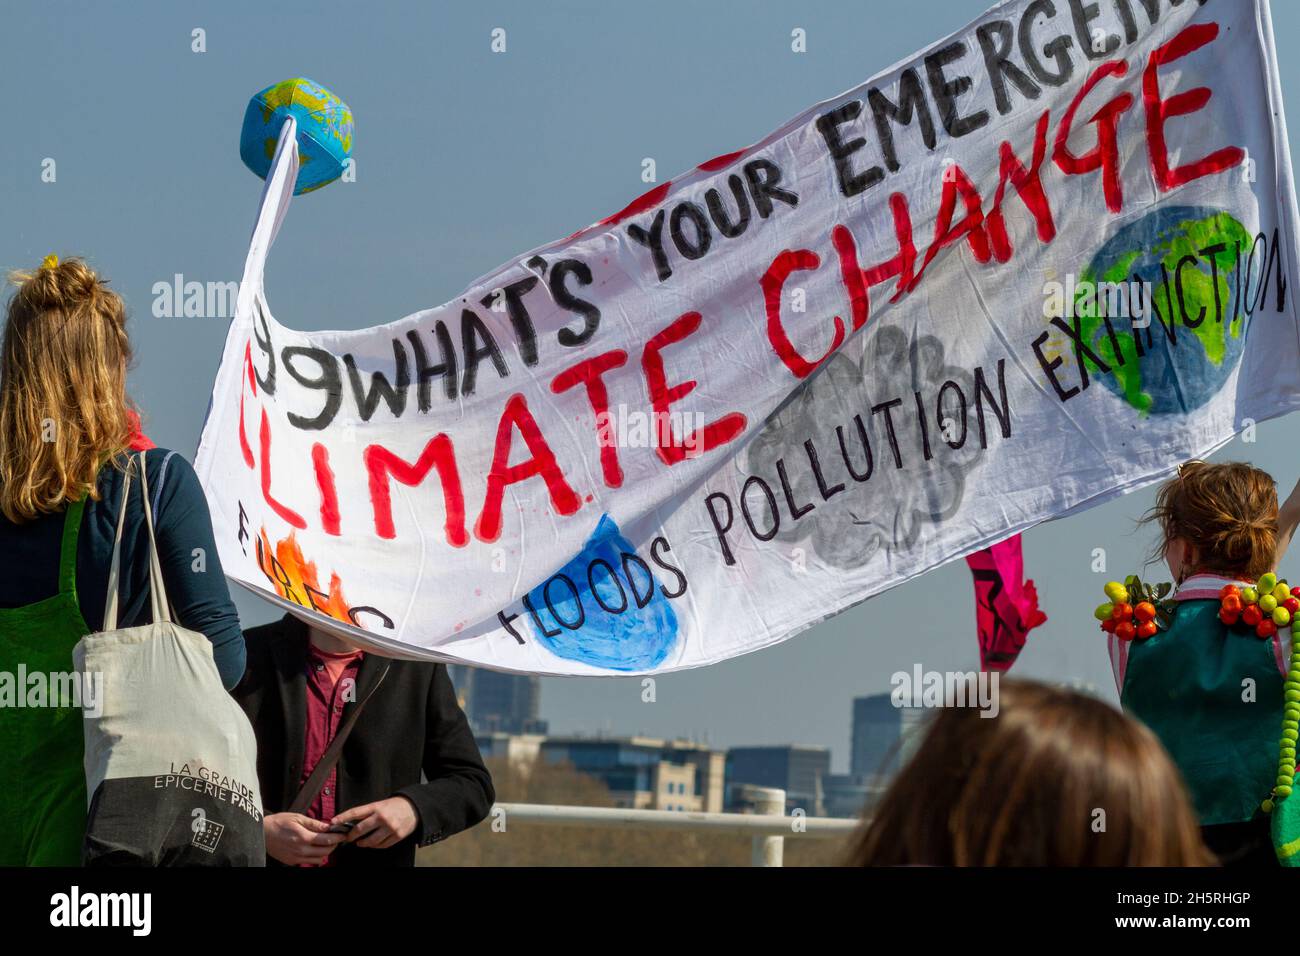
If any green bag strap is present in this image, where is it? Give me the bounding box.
[57,494,86,599]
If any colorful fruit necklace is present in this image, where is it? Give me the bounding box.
[1265,622,1300,814]
[1093,576,1175,641]
[1217,572,1298,639]
[1094,572,1300,641]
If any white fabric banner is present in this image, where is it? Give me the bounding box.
[196,0,1300,675]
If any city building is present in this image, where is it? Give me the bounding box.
[725,745,831,816]
[448,664,549,736]
[822,772,887,819]
[850,693,927,779]
[475,731,546,771]
[540,736,726,812]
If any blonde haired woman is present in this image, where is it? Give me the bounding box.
[0,256,244,865]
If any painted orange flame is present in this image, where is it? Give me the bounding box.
[257,528,351,623]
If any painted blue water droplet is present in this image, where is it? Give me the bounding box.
[527,514,678,671]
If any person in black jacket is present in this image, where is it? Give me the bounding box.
[234,612,494,867]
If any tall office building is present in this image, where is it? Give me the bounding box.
[447,664,549,736]
[725,745,831,816]
[850,693,927,779]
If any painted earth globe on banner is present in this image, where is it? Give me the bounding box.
[240,77,353,195]
[1080,205,1253,416]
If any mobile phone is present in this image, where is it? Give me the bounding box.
[327,821,355,834]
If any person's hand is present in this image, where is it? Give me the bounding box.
[330,797,420,849]
[263,812,347,866]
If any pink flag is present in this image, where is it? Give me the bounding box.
[965,535,1046,671]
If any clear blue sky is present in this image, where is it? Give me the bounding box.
[4,0,1299,773]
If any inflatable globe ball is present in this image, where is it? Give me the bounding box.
[240,78,353,195]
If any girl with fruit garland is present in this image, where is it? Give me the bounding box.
[1102,460,1300,866]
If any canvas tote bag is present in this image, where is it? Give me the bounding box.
[74,452,265,865]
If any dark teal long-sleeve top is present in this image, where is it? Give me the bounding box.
[1121,597,1284,826]
[0,448,245,688]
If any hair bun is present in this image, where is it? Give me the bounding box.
[9,256,106,313]
[1143,461,1280,581]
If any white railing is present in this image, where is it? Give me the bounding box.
[494,787,861,866]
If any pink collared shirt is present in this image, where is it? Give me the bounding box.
[300,644,364,865]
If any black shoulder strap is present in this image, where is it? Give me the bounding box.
[288,661,392,815]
